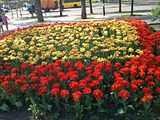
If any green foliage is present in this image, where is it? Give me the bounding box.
[151,5,160,20]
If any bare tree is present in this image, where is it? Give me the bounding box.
[119,0,121,12]
[131,0,134,16]
[34,0,44,22]
[59,0,63,16]
[81,0,87,19]
[89,0,93,14]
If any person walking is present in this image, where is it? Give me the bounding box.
[2,13,10,31]
[0,14,4,33]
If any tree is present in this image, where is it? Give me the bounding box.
[89,0,93,14]
[34,0,44,22]
[102,0,105,15]
[59,0,63,16]
[81,0,87,19]
[131,0,134,16]
[119,0,121,12]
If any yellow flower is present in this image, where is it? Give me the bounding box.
[80,48,86,52]
[85,51,91,58]
[128,48,134,53]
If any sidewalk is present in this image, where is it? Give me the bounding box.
[2,1,160,32]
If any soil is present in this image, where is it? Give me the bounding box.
[0,108,31,120]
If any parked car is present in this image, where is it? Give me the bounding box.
[0,5,10,12]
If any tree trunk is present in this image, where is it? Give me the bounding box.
[131,0,134,16]
[81,0,87,19]
[9,3,14,18]
[119,0,121,12]
[89,0,93,14]
[34,0,44,22]
[102,0,105,15]
[59,0,63,16]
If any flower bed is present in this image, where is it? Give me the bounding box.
[0,19,160,119]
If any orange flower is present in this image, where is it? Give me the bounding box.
[118,90,130,100]
[83,87,91,95]
[93,89,103,100]
[72,91,82,102]
[60,89,69,98]
[141,94,153,103]
[51,88,60,96]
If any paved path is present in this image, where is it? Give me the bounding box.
[0,1,159,33]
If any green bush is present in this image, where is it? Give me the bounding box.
[151,5,160,20]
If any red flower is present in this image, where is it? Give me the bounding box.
[55,60,62,64]
[70,74,79,81]
[148,82,155,87]
[142,87,152,94]
[114,62,121,70]
[1,81,10,89]
[72,91,82,102]
[11,68,18,73]
[51,88,60,96]
[0,66,3,70]
[74,62,84,70]
[118,90,130,100]
[157,45,160,50]
[105,62,112,72]
[95,63,105,70]
[83,87,91,94]
[21,84,29,92]
[54,66,62,73]
[69,81,79,90]
[131,84,139,91]
[139,70,145,78]
[40,77,49,86]
[156,88,160,94]
[64,61,72,68]
[14,75,27,86]
[57,72,65,79]
[111,82,122,91]
[49,76,56,82]
[93,89,103,100]
[154,71,160,80]
[120,68,130,74]
[0,76,5,82]
[60,89,69,98]
[31,84,39,91]
[31,76,39,82]
[141,94,153,103]
[52,83,60,89]
[98,76,103,82]
[79,80,87,89]
[136,79,143,85]
[92,80,100,87]
[5,66,11,71]
[38,87,47,96]
[93,69,101,78]
[60,75,68,81]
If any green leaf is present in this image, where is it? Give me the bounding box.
[116,108,125,115]
[47,104,52,111]
[127,105,135,111]
[15,101,22,109]
[0,103,10,111]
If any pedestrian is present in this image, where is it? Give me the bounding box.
[0,13,4,33]
[27,4,34,18]
[2,13,10,31]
